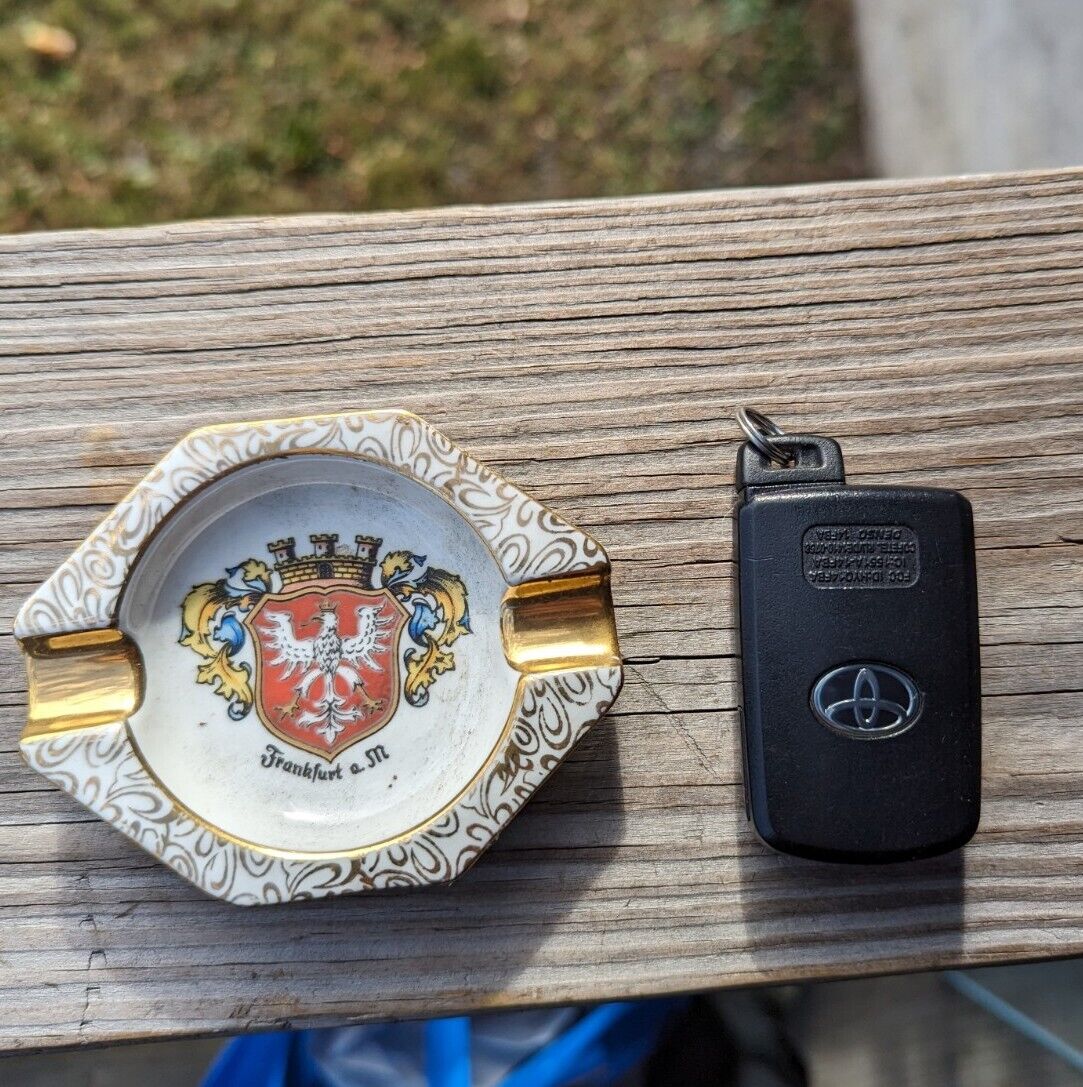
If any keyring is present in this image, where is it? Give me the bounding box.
[736,406,794,466]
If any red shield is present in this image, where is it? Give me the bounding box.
[244,584,407,760]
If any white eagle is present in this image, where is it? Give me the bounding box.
[259,601,395,742]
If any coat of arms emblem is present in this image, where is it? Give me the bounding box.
[179,533,471,760]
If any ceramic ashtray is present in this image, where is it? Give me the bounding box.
[16,411,622,904]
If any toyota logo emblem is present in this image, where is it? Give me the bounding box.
[810,663,923,740]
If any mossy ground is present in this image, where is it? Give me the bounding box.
[0,0,863,231]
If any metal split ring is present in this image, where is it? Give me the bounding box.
[736,407,794,466]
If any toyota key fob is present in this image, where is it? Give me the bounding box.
[733,409,981,863]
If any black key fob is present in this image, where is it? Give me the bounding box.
[733,410,981,863]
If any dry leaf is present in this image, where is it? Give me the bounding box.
[21,21,77,61]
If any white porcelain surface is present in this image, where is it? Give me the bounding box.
[18,410,622,903]
[120,455,518,854]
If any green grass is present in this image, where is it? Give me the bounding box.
[0,0,863,232]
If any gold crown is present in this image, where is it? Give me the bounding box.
[267,533,383,588]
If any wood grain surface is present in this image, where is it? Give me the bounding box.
[1,168,1082,1051]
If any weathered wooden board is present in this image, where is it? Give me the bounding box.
[0,169,1081,1051]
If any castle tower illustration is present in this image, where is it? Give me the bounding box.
[268,533,382,589]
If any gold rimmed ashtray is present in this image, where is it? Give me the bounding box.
[16,410,622,904]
